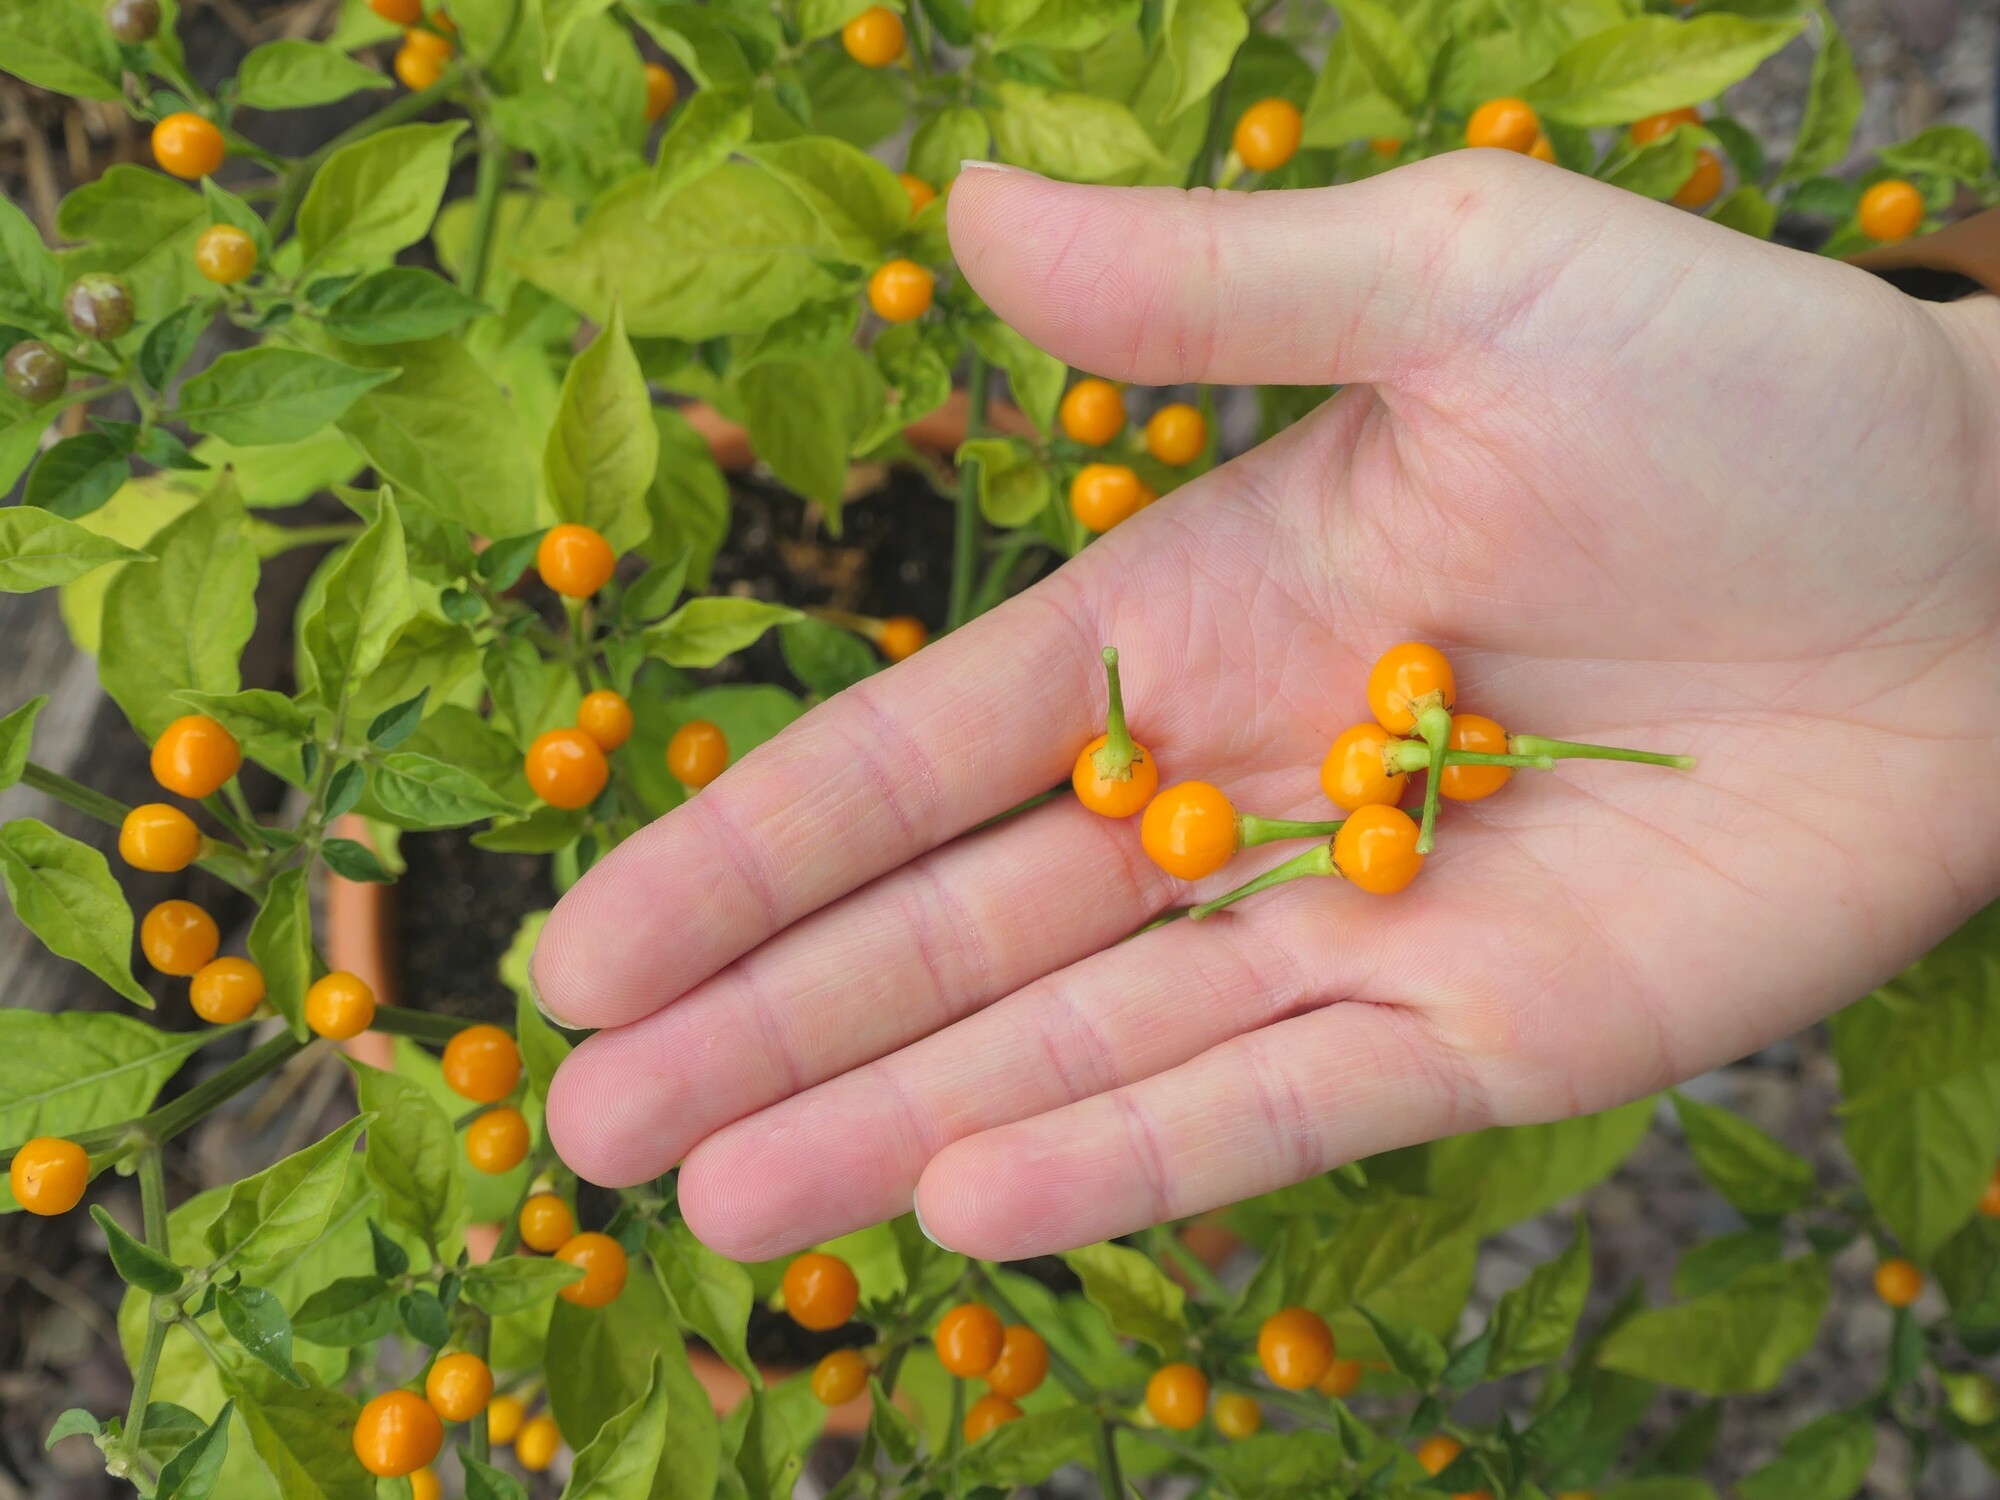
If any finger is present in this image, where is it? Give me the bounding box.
[947,153,1673,389]
[531,578,1105,1029]
[543,796,1178,1187]
[914,999,1477,1260]
[674,889,1393,1260]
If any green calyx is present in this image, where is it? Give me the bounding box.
[1413,702,1452,855]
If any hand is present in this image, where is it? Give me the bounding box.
[537,152,2000,1261]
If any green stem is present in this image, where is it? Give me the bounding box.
[1236,813,1344,848]
[20,762,262,897]
[967,529,1041,617]
[370,1007,485,1046]
[1092,1418,1128,1500]
[1413,703,1452,856]
[220,780,268,849]
[1147,1226,1230,1303]
[120,1147,171,1463]
[460,120,509,302]
[1386,742,1554,773]
[1186,62,1234,190]
[1216,1376,1339,1426]
[946,1378,966,1500]
[1090,647,1139,780]
[971,1264,1095,1402]
[946,355,992,631]
[1509,734,1695,770]
[1190,842,1333,920]
[267,82,452,238]
[143,1033,306,1149]
[1122,1421,1219,1474]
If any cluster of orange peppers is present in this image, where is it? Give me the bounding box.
[1075,643,1691,912]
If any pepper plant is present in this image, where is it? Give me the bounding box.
[3,0,2000,1497]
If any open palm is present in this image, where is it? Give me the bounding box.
[538,152,2000,1261]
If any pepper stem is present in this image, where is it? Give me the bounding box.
[1190,842,1335,920]
[1237,813,1347,848]
[1510,734,1695,770]
[1387,743,1556,773]
[1414,702,1452,855]
[1090,646,1141,782]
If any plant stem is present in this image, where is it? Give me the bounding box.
[120,1147,171,1463]
[1148,1226,1230,1302]
[1090,647,1140,780]
[1509,734,1695,770]
[1386,743,1554,773]
[1236,814,1344,848]
[1190,842,1333,920]
[20,762,262,897]
[1092,1418,1128,1500]
[946,355,991,631]
[1414,703,1452,855]
[371,1007,484,1046]
[967,529,1041,617]
[460,120,509,302]
[971,785,1063,832]
[946,1378,965,1500]
[143,1033,306,1148]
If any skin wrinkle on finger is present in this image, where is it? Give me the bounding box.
[545,796,1184,1187]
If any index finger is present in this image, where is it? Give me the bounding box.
[530,579,1105,1029]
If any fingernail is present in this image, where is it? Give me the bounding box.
[913,1197,953,1251]
[958,158,1016,175]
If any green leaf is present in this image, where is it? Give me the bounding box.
[44,1407,101,1448]
[0,508,146,592]
[985,80,1168,182]
[520,163,845,340]
[745,136,910,258]
[461,1254,584,1314]
[298,122,468,274]
[57,167,207,323]
[299,497,414,710]
[176,690,314,780]
[1670,1091,1813,1216]
[191,428,366,509]
[0,695,46,791]
[1603,1483,1719,1500]
[98,474,257,740]
[321,268,487,344]
[0,0,123,100]
[1330,0,1424,112]
[562,1352,674,1498]
[649,88,755,214]
[1413,1100,1656,1238]
[92,1203,186,1293]
[24,432,129,519]
[544,1269,719,1500]
[956,1404,1097,1486]
[1710,184,1778,238]
[1878,124,1994,184]
[0,819,151,1007]
[154,1400,232,1500]
[1061,1240,1187,1356]
[0,189,63,335]
[1936,1216,2000,1331]
[463,1452,530,1500]
[1778,11,1861,184]
[205,1116,371,1268]
[1596,1256,1828,1394]
[546,306,658,554]
[859,320,955,452]
[332,336,538,538]
[514,974,571,1104]
[1364,1307,1453,1390]
[646,598,802,668]
[291,1275,399,1345]
[967,321,1064,438]
[247,869,314,1040]
[370,750,527,829]
[642,407,730,587]
[957,436,1051,526]
[780,618,879,699]
[222,1365,374,1500]
[1841,1059,2000,1262]
[975,0,1135,52]
[1738,1410,1874,1500]
[735,348,885,518]
[908,104,990,189]
[319,837,393,882]
[1525,15,1806,127]
[650,1219,760,1386]
[235,39,392,109]
[1599,128,1704,201]
[1673,1227,1785,1299]
[1831,904,2000,1103]
[217,1284,307,1387]
[177,349,396,447]
[349,1061,466,1251]
[1490,1217,1590,1376]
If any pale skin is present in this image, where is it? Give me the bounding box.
[537,151,2000,1262]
